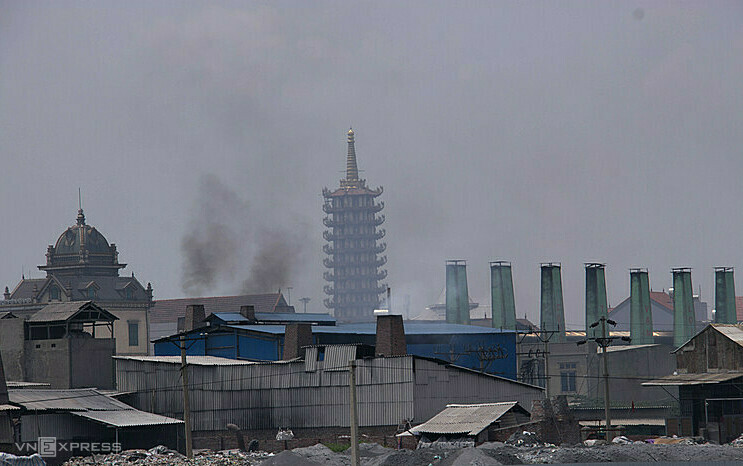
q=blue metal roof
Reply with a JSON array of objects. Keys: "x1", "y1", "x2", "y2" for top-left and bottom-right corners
[
  {"x1": 227, "y1": 325, "x2": 287, "y2": 334},
  {"x1": 209, "y1": 312, "x2": 335, "y2": 324},
  {"x1": 223, "y1": 322, "x2": 514, "y2": 336}
]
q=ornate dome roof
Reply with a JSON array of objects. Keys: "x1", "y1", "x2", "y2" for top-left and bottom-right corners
[
  {"x1": 53, "y1": 209, "x2": 111, "y2": 255},
  {"x1": 39, "y1": 209, "x2": 125, "y2": 277}
]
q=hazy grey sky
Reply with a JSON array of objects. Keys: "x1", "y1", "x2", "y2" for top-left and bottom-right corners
[{"x1": 1, "y1": 1, "x2": 742, "y2": 328}]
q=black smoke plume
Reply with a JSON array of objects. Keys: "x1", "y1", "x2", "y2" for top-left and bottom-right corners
[{"x1": 181, "y1": 174, "x2": 306, "y2": 296}]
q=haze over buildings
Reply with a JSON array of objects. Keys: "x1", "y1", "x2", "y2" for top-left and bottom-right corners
[{"x1": 1, "y1": 2, "x2": 742, "y2": 327}]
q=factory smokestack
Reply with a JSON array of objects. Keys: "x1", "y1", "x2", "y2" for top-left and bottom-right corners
[
  {"x1": 540, "y1": 263, "x2": 565, "y2": 342},
  {"x1": 630, "y1": 268, "x2": 654, "y2": 345},
  {"x1": 445, "y1": 260, "x2": 470, "y2": 325},
  {"x1": 585, "y1": 263, "x2": 608, "y2": 338},
  {"x1": 672, "y1": 268, "x2": 696, "y2": 348},
  {"x1": 490, "y1": 261, "x2": 516, "y2": 330},
  {"x1": 714, "y1": 267, "x2": 736, "y2": 324}
]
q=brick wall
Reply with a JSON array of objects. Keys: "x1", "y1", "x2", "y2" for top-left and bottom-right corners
[
  {"x1": 375, "y1": 315, "x2": 406, "y2": 356},
  {"x1": 284, "y1": 324, "x2": 312, "y2": 360}
]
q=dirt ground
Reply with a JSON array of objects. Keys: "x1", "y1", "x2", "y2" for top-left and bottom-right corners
[{"x1": 62, "y1": 439, "x2": 743, "y2": 465}]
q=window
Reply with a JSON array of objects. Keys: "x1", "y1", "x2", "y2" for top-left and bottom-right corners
[
  {"x1": 49, "y1": 286, "x2": 60, "y2": 301},
  {"x1": 559, "y1": 362, "x2": 577, "y2": 392},
  {"x1": 87, "y1": 288, "x2": 96, "y2": 299},
  {"x1": 128, "y1": 321, "x2": 139, "y2": 347},
  {"x1": 125, "y1": 287, "x2": 134, "y2": 300}
]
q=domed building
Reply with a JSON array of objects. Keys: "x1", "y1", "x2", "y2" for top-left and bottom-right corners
[{"x1": 1, "y1": 208, "x2": 152, "y2": 356}]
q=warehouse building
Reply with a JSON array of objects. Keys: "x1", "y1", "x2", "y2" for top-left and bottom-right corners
[
  {"x1": 154, "y1": 315, "x2": 518, "y2": 379},
  {"x1": 116, "y1": 340, "x2": 541, "y2": 448}
]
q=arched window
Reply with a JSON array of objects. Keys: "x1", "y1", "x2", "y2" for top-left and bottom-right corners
[{"x1": 50, "y1": 286, "x2": 60, "y2": 301}]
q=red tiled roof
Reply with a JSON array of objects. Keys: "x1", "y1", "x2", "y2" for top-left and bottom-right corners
[
  {"x1": 149, "y1": 293, "x2": 289, "y2": 324},
  {"x1": 649, "y1": 291, "x2": 673, "y2": 310},
  {"x1": 608, "y1": 291, "x2": 673, "y2": 315}
]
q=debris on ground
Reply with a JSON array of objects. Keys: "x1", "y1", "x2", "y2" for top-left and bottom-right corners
[
  {"x1": 611, "y1": 435, "x2": 632, "y2": 444},
  {"x1": 63, "y1": 445, "x2": 273, "y2": 465},
  {"x1": 0, "y1": 452, "x2": 46, "y2": 466},
  {"x1": 505, "y1": 431, "x2": 543, "y2": 447},
  {"x1": 62, "y1": 438, "x2": 743, "y2": 465}
]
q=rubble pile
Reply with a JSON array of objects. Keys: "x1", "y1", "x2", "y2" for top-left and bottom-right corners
[
  {"x1": 62, "y1": 439, "x2": 743, "y2": 465},
  {"x1": 729, "y1": 434, "x2": 743, "y2": 447},
  {"x1": 505, "y1": 431, "x2": 547, "y2": 448},
  {"x1": 63, "y1": 445, "x2": 274, "y2": 465}
]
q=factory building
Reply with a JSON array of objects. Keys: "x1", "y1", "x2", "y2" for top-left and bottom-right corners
[
  {"x1": 147, "y1": 293, "x2": 296, "y2": 352},
  {"x1": 322, "y1": 129, "x2": 387, "y2": 323},
  {"x1": 115, "y1": 345, "x2": 542, "y2": 449},
  {"x1": 153, "y1": 312, "x2": 518, "y2": 379}
]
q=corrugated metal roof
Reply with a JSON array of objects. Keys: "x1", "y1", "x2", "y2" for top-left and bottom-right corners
[
  {"x1": 28, "y1": 301, "x2": 116, "y2": 323},
  {"x1": 642, "y1": 372, "x2": 743, "y2": 386},
  {"x1": 72, "y1": 410, "x2": 184, "y2": 427},
  {"x1": 317, "y1": 322, "x2": 515, "y2": 335},
  {"x1": 409, "y1": 402, "x2": 521, "y2": 435},
  {"x1": 8, "y1": 388, "x2": 133, "y2": 411},
  {"x1": 0, "y1": 404, "x2": 20, "y2": 411},
  {"x1": 114, "y1": 355, "x2": 257, "y2": 366},
  {"x1": 6, "y1": 381, "x2": 51, "y2": 389},
  {"x1": 712, "y1": 324, "x2": 743, "y2": 346},
  {"x1": 605, "y1": 344, "x2": 660, "y2": 353},
  {"x1": 579, "y1": 418, "x2": 666, "y2": 426}
]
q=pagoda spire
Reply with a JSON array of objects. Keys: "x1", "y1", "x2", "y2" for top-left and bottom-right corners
[{"x1": 345, "y1": 127, "x2": 359, "y2": 184}]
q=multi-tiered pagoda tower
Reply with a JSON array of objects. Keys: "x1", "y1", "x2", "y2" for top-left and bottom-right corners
[{"x1": 322, "y1": 128, "x2": 387, "y2": 322}]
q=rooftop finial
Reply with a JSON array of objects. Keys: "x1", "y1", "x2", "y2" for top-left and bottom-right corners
[
  {"x1": 345, "y1": 127, "x2": 359, "y2": 184},
  {"x1": 77, "y1": 188, "x2": 85, "y2": 225}
]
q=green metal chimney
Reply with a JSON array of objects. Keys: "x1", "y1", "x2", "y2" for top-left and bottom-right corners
[
  {"x1": 630, "y1": 268, "x2": 654, "y2": 345},
  {"x1": 672, "y1": 268, "x2": 696, "y2": 348},
  {"x1": 585, "y1": 263, "x2": 608, "y2": 338},
  {"x1": 540, "y1": 263, "x2": 566, "y2": 342},
  {"x1": 456, "y1": 263, "x2": 470, "y2": 325},
  {"x1": 491, "y1": 261, "x2": 516, "y2": 330},
  {"x1": 446, "y1": 260, "x2": 470, "y2": 325},
  {"x1": 714, "y1": 267, "x2": 736, "y2": 324}
]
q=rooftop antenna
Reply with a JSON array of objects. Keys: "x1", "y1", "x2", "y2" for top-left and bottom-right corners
[{"x1": 78, "y1": 187, "x2": 82, "y2": 210}]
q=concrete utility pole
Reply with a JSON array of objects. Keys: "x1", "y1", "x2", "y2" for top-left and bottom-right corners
[
  {"x1": 578, "y1": 316, "x2": 629, "y2": 442},
  {"x1": 599, "y1": 317, "x2": 611, "y2": 442},
  {"x1": 180, "y1": 334, "x2": 193, "y2": 459},
  {"x1": 349, "y1": 360, "x2": 360, "y2": 466}
]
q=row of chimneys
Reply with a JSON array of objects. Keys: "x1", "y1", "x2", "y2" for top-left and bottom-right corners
[
  {"x1": 182, "y1": 304, "x2": 407, "y2": 360},
  {"x1": 446, "y1": 261, "x2": 737, "y2": 347}
]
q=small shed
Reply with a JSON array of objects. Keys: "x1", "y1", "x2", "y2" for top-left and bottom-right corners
[
  {"x1": 409, "y1": 401, "x2": 530, "y2": 445},
  {"x1": 9, "y1": 388, "x2": 184, "y2": 457}
]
